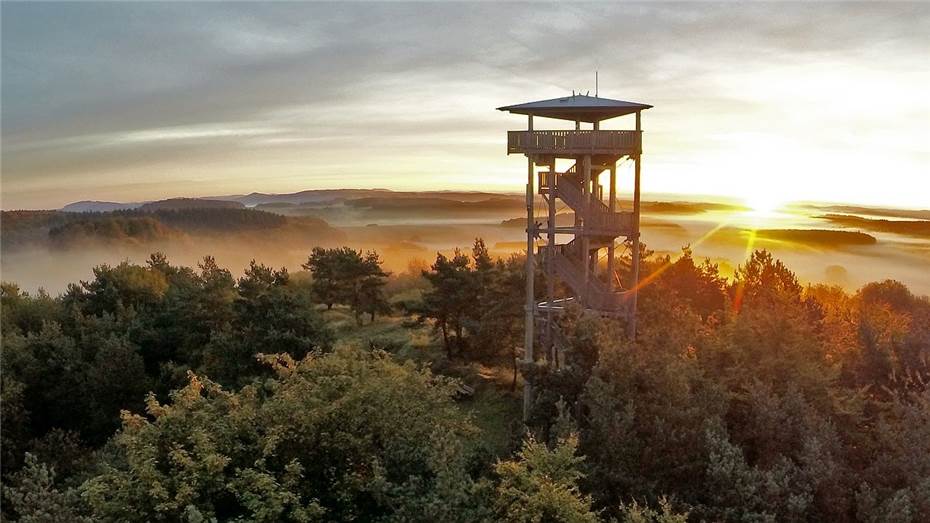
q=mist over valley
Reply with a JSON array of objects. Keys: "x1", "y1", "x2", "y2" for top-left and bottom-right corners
[{"x1": 4, "y1": 189, "x2": 927, "y2": 296}]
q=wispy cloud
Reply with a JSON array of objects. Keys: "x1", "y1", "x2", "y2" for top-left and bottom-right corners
[{"x1": 2, "y1": 2, "x2": 928, "y2": 209}]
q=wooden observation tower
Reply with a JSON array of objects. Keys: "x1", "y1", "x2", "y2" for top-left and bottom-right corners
[{"x1": 498, "y1": 93, "x2": 652, "y2": 418}]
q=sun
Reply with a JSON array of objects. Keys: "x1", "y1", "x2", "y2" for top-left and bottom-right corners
[{"x1": 744, "y1": 192, "x2": 785, "y2": 217}]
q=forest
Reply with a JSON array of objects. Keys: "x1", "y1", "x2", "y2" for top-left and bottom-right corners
[
  {"x1": 1, "y1": 207, "x2": 337, "y2": 251},
  {"x1": 1, "y1": 241, "x2": 928, "y2": 522}
]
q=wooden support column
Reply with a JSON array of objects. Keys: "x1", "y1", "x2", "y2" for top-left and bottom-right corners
[
  {"x1": 547, "y1": 158, "x2": 556, "y2": 366},
  {"x1": 523, "y1": 117, "x2": 535, "y2": 422},
  {"x1": 607, "y1": 162, "x2": 616, "y2": 290},
  {"x1": 582, "y1": 154, "x2": 591, "y2": 295},
  {"x1": 593, "y1": 119, "x2": 604, "y2": 285},
  {"x1": 629, "y1": 111, "x2": 642, "y2": 337}
]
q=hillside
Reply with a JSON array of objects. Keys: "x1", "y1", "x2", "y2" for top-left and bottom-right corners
[
  {"x1": 1, "y1": 207, "x2": 344, "y2": 252},
  {"x1": 137, "y1": 198, "x2": 245, "y2": 211},
  {"x1": 817, "y1": 214, "x2": 930, "y2": 239},
  {"x1": 810, "y1": 204, "x2": 930, "y2": 221},
  {"x1": 60, "y1": 200, "x2": 142, "y2": 213}
]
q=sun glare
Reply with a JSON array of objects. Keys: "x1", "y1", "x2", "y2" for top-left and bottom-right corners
[{"x1": 744, "y1": 192, "x2": 785, "y2": 217}]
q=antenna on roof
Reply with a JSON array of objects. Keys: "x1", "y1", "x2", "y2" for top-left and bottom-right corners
[
  {"x1": 595, "y1": 71, "x2": 598, "y2": 97},
  {"x1": 572, "y1": 90, "x2": 575, "y2": 96},
  {"x1": 585, "y1": 90, "x2": 589, "y2": 96}
]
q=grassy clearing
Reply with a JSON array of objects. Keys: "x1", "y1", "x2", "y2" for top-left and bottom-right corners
[{"x1": 461, "y1": 377, "x2": 523, "y2": 458}]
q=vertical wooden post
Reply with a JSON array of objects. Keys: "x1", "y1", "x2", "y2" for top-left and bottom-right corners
[
  {"x1": 582, "y1": 154, "x2": 591, "y2": 295},
  {"x1": 629, "y1": 111, "x2": 642, "y2": 337},
  {"x1": 523, "y1": 117, "x2": 535, "y2": 422},
  {"x1": 547, "y1": 158, "x2": 556, "y2": 366},
  {"x1": 607, "y1": 162, "x2": 616, "y2": 290}
]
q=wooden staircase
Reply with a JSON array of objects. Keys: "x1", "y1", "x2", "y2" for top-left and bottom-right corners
[
  {"x1": 538, "y1": 165, "x2": 633, "y2": 238},
  {"x1": 539, "y1": 239, "x2": 629, "y2": 312},
  {"x1": 536, "y1": 161, "x2": 632, "y2": 314}
]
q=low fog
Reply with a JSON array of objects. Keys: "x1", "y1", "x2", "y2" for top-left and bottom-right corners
[{"x1": 2, "y1": 195, "x2": 928, "y2": 297}]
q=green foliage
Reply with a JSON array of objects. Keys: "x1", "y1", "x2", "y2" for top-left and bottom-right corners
[
  {"x1": 617, "y1": 497, "x2": 688, "y2": 523},
  {"x1": 415, "y1": 247, "x2": 475, "y2": 358},
  {"x1": 642, "y1": 247, "x2": 727, "y2": 320},
  {"x1": 855, "y1": 388, "x2": 930, "y2": 522},
  {"x1": 82, "y1": 348, "x2": 486, "y2": 522},
  {"x1": 581, "y1": 333, "x2": 726, "y2": 514},
  {"x1": 1, "y1": 376, "x2": 30, "y2": 474},
  {"x1": 569, "y1": 249, "x2": 928, "y2": 521},
  {"x1": 853, "y1": 280, "x2": 930, "y2": 394},
  {"x1": 716, "y1": 250, "x2": 835, "y2": 407},
  {"x1": 1, "y1": 321, "x2": 148, "y2": 445},
  {"x1": 2, "y1": 453, "x2": 92, "y2": 522},
  {"x1": 303, "y1": 246, "x2": 344, "y2": 308},
  {"x1": 213, "y1": 261, "x2": 333, "y2": 382},
  {"x1": 525, "y1": 308, "x2": 611, "y2": 435},
  {"x1": 49, "y1": 215, "x2": 179, "y2": 248},
  {"x1": 702, "y1": 420, "x2": 815, "y2": 521},
  {"x1": 494, "y1": 434, "x2": 598, "y2": 523},
  {"x1": 357, "y1": 250, "x2": 392, "y2": 323},
  {"x1": 470, "y1": 248, "x2": 527, "y2": 389},
  {"x1": 77, "y1": 260, "x2": 170, "y2": 316},
  {"x1": 303, "y1": 246, "x2": 391, "y2": 324},
  {"x1": 3, "y1": 245, "x2": 930, "y2": 522},
  {"x1": 412, "y1": 238, "x2": 528, "y2": 372},
  {"x1": 1, "y1": 283, "x2": 64, "y2": 335},
  {"x1": 1, "y1": 253, "x2": 333, "y2": 478}
]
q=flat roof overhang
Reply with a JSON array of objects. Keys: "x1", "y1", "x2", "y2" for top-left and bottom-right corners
[{"x1": 497, "y1": 95, "x2": 652, "y2": 123}]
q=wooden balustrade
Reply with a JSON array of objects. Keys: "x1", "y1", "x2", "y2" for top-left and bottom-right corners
[
  {"x1": 508, "y1": 130, "x2": 641, "y2": 155},
  {"x1": 537, "y1": 171, "x2": 633, "y2": 236}
]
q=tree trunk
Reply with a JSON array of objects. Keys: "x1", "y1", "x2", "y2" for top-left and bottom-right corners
[
  {"x1": 455, "y1": 323, "x2": 464, "y2": 358},
  {"x1": 441, "y1": 323, "x2": 451, "y2": 359},
  {"x1": 511, "y1": 350, "x2": 518, "y2": 392}
]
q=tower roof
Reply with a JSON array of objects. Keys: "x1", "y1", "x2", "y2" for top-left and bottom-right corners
[{"x1": 497, "y1": 94, "x2": 651, "y2": 123}]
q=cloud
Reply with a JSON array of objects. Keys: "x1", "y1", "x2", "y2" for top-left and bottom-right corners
[{"x1": 2, "y1": 2, "x2": 928, "y2": 209}]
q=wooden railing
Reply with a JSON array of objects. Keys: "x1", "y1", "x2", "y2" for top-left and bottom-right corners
[
  {"x1": 508, "y1": 130, "x2": 641, "y2": 154},
  {"x1": 539, "y1": 242, "x2": 630, "y2": 312},
  {"x1": 538, "y1": 171, "x2": 633, "y2": 236}
]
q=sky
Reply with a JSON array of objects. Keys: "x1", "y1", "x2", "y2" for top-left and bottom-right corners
[{"x1": 2, "y1": 2, "x2": 928, "y2": 210}]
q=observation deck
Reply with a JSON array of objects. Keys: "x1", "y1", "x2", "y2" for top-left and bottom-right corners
[{"x1": 507, "y1": 130, "x2": 641, "y2": 156}]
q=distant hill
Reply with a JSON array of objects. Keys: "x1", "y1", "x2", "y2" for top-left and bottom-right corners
[
  {"x1": 138, "y1": 198, "x2": 244, "y2": 211},
  {"x1": 205, "y1": 189, "x2": 520, "y2": 207},
  {"x1": 60, "y1": 190, "x2": 532, "y2": 213},
  {"x1": 61, "y1": 200, "x2": 142, "y2": 213},
  {"x1": 754, "y1": 229, "x2": 877, "y2": 246},
  {"x1": 49, "y1": 215, "x2": 181, "y2": 248},
  {"x1": 810, "y1": 204, "x2": 930, "y2": 221},
  {"x1": 640, "y1": 201, "x2": 749, "y2": 214},
  {"x1": 254, "y1": 202, "x2": 298, "y2": 209},
  {"x1": 61, "y1": 197, "x2": 245, "y2": 213},
  {"x1": 345, "y1": 196, "x2": 524, "y2": 212},
  {"x1": 224, "y1": 189, "x2": 395, "y2": 207},
  {"x1": 817, "y1": 214, "x2": 930, "y2": 239},
  {"x1": 1, "y1": 207, "x2": 345, "y2": 252}
]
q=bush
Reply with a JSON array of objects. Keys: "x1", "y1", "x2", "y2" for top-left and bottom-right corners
[{"x1": 81, "y1": 347, "x2": 487, "y2": 522}]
